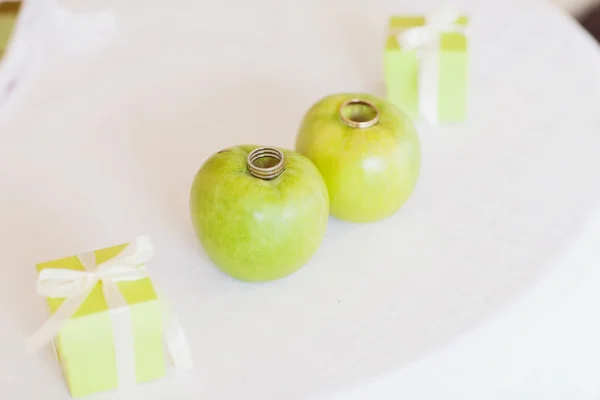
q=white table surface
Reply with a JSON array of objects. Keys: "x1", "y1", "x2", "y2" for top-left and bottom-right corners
[{"x1": 1, "y1": 0, "x2": 600, "y2": 398}]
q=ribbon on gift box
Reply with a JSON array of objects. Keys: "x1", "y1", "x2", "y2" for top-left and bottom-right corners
[
  {"x1": 395, "y1": 7, "x2": 467, "y2": 123},
  {"x1": 26, "y1": 236, "x2": 193, "y2": 387}
]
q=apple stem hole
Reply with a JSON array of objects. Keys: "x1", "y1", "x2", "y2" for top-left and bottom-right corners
[
  {"x1": 247, "y1": 147, "x2": 285, "y2": 180},
  {"x1": 339, "y1": 99, "x2": 380, "y2": 129}
]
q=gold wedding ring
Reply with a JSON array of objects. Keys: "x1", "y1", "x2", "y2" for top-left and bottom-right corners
[
  {"x1": 339, "y1": 98, "x2": 380, "y2": 129},
  {"x1": 247, "y1": 147, "x2": 285, "y2": 180}
]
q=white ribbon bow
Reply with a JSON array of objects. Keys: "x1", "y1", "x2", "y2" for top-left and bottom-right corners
[
  {"x1": 396, "y1": 7, "x2": 466, "y2": 123},
  {"x1": 27, "y1": 236, "x2": 193, "y2": 387}
]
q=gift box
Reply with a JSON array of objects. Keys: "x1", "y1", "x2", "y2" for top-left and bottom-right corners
[
  {"x1": 27, "y1": 236, "x2": 193, "y2": 398},
  {"x1": 384, "y1": 9, "x2": 468, "y2": 123},
  {"x1": 0, "y1": 1, "x2": 20, "y2": 59}
]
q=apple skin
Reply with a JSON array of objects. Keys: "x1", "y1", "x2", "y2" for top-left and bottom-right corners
[
  {"x1": 295, "y1": 93, "x2": 421, "y2": 223},
  {"x1": 189, "y1": 145, "x2": 329, "y2": 282}
]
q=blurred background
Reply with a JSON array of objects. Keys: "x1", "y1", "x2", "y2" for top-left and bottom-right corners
[{"x1": 556, "y1": 0, "x2": 600, "y2": 38}]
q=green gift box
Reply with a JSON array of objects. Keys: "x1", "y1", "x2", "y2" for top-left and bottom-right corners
[
  {"x1": 384, "y1": 11, "x2": 469, "y2": 123},
  {"x1": 27, "y1": 236, "x2": 193, "y2": 398}
]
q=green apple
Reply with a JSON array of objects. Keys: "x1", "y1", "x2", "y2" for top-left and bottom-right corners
[
  {"x1": 189, "y1": 145, "x2": 329, "y2": 282},
  {"x1": 295, "y1": 93, "x2": 421, "y2": 223}
]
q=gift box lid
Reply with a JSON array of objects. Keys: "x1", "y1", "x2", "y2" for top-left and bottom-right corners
[
  {"x1": 386, "y1": 15, "x2": 468, "y2": 52},
  {"x1": 36, "y1": 242, "x2": 159, "y2": 319}
]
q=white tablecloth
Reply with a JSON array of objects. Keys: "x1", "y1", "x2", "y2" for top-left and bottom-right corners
[{"x1": 1, "y1": 0, "x2": 600, "y2": 398}]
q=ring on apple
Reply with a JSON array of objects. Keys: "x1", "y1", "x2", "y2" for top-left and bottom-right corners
[
  {"x1": 189, "y1": 145, "x2": 329, "y2": 282},
  {"x1": 295, "y1": 93, "x2": 421, "y2": 223}
]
